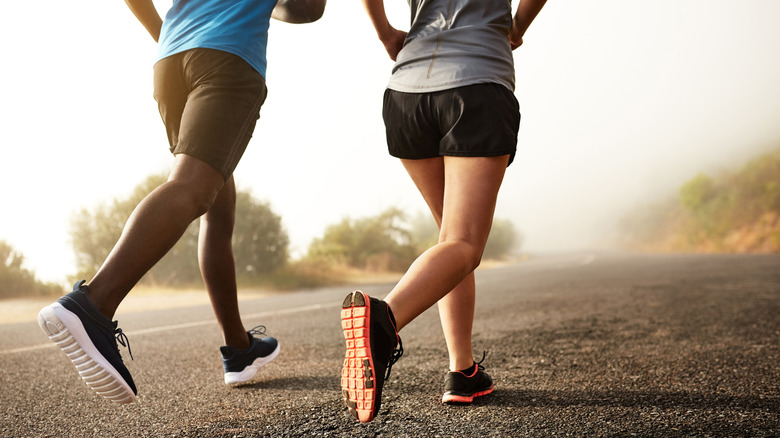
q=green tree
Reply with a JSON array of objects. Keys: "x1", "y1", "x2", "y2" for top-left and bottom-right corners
[
  {"x1": 233, "y1": 190, "x2": 289, "y2": 281},
  {"x1": 679, "y1": 173, "x2": 715, "y2": 212},
  {"x1": 483, "y1": 219, "x2": 522, "y2": 260},
  {"x1": 307, "y1": 208, "x2": 522, "y2": 272},
  {"x1": 70, "y1": 174, "x2": 167, "y2": 279},
  {"x1": 307, "y1": 207, "x2": 417, "y2": 272},
  {"x1": 620, "y1": 145, "x2": 780, "y2": 252},
  {"x1": 407, "y1": 212, "x2": 521, "y2": 260},
  {"x1": 0, "y1": 240, "x2": 59, "y2": 298},
  {"x1": 679, "y1": 172, "x2": 738, "y2": 242},
  {"x1": 69, "y1": 173, "x2": 289, "y2": 286},
  {"x1": 408, "y1": 210, "x2": 439, "y2": 251}
]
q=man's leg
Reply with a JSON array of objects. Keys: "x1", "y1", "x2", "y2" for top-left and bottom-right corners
[
  {"x1": 200, "y1": 175, "x2": 280, "y2": 385},
  {"x1": 87, "y1": 154, "x2": 225, "y2": 318},
  {"x1": 37, "y1": 153, "x2": 225, "y2": 403},
  {"x1": 197, "y1": 176, "x2": 249, "y2": 349}
]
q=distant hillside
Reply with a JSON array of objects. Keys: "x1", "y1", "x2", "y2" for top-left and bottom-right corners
[{"x1": 620, "y1": 147, "x2": 780, "y2": 253}]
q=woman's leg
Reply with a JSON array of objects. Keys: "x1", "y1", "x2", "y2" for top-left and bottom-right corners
[{"x1": 385, "y1": 154, "x2": 509, "y2": 370}]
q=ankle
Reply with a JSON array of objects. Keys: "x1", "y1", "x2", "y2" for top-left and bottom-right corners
[
  {"x1": 450, "y1": 360, "x2": 476, "y2": 373},
  {"x1": 85, "y1": 291, "x2": 115, "y2": 320},
  {"x1": 225, "y1": 332, "x2": 250, "y2": 350}
]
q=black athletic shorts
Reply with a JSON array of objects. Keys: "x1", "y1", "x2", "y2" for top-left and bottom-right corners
[
  {"x1": 382, "y1": 83, "x2": 520, "y2": 166},
  {"x1": 153, "y1": 48, "x2": 268, "y2": 180}
]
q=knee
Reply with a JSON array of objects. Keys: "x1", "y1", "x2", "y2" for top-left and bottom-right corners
[
  {"x1": 448, "y1": 239, "x2": 484, "y2": 272},
  {"x1": 192, "y1": 194, "x2": 217, "y2": 218},
  {"x1": 467, "y1": 249, "x2": 484, "y2": 272},
  {"x1": 167, "y1": 180, "x2": 222, "y2": 218},
  {"x1": 194, "y1": 186, "x2": 223, "y2": 217}
]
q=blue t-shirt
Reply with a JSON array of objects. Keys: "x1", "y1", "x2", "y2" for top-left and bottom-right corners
[{"x1": 157, "y1": 0, "x2": 277, "y2": 78}]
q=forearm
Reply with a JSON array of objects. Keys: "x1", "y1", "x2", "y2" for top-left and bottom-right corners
[
  {"x1": 125, "y1": 0, "x2": 163, "y2": 42},
  {"x1": 512, "y1": 0, "x2": 547, "y2": 39},
  {"x1": 361, "y1": 0, "x2": 407, "y2": 60},
  {"x1": 361, "y1": 0, "x2": 395, "y2": 42}
]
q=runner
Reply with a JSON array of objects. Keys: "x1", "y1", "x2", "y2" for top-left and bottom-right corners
[
  {"x1": 341, "y1": 0, "x2": 547, "y2": 422},
  {"x1": 37, "y1": 0, "x2": 325, "y2": 403}
]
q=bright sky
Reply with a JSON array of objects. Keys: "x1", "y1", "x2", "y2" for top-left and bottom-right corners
[{"x1": 2, "y1": 1, "x2": 780, "y2": 287}]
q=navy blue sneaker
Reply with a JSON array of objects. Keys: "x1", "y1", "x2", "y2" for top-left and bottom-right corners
[
  {"x1": 221, "y1": 326, "x2": 280, "y2": 384},
  {"x1": 37, "y1": 280, "x2": 137, "y2": 404},
  {"x1": 340, "y1": 290, "x2": 403, "y2": 423}
]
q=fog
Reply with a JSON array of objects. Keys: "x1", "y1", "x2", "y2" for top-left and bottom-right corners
[{"x1": 2, "y1": 1, "x2": 779, "y2": 284}]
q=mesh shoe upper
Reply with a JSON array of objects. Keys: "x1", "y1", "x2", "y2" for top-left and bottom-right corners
[
  {"x1": 221, "y1": 326, "x2": 279, "y2": 374},
  {"x1": 58, "y1": 281, "x2": 137, "y2": 395},
  {"x1": 442, "y1": 354, "x2": 494, "y2": 403}
]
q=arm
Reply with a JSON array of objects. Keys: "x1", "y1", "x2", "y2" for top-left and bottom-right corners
[
  {"x1": 361, "y1": 0, "x2": 407, "y2": 61},
  {"x1": 509, "y1": 0, "x2": 547, "y2": 50},
  {"x1": 125, "y1": 0, "x2": 163, "y2": 42},
  {"x1": 272, "y1": 0, "x2": 326, "y2": 24}
]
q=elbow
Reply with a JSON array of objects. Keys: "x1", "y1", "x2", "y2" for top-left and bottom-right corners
[{"x1": 273, "y1": 0, "x2": 326, "y2": 24}]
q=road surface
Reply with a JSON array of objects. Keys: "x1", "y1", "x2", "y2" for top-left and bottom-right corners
[{"x1": 1, "y1": 253, "x2": 778, "y2": 437}]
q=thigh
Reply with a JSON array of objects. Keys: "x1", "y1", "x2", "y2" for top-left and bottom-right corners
[
  {"x1": 401, "y1": 157, "x2": 445, "y2": 226},
  {"x1": 439, "y1": 155, "x2": 510, "y2": 247},
  {"x1": 154, "y1": 53, "x2": 188, "y2": 154}
]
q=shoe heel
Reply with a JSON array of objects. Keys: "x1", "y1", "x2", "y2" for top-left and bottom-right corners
[{"x1": 38, "y1": 304, "x2": 64, "y2": 337}]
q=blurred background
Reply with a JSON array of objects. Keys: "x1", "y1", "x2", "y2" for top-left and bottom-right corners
[{"x1": 2, "y1": 0, "x2": 779, "y2": 296}]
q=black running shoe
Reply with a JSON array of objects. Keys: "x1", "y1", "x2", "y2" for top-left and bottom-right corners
[
  {"x1": 442, "y1": 353, "x2": 494, "y2": 404},
  {"x1": 340, "y1": 290, "x2": 403, "y2": 423},
  {"x1": 37, "y1": 280, "x2": 137, "y2": 404},
  {"x1": 221, "y1": 325, "x2": 280, "y2": 385}
]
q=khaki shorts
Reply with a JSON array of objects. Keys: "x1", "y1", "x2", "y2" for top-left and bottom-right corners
[{"x1": 153, "y1": 48, "x2": 268, "y2": 179}]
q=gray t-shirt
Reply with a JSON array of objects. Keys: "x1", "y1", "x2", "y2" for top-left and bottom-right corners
[{"x1": 388, "y1": 0, "x2": 515, "y2": 93}]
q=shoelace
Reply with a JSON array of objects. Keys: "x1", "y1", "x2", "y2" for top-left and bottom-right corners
[
  {"x1": 384, "y1": 336, "x2": 404, "y2": 380},
  {"x1": 248, "y1": 325, "x2": 267, "y2": 337},
  {"x1": 115, "y1": 327, "x2": 133, "y2": 361},
  {"x1": 474, "y1": 350, "x2": 488, "y2": 372}
]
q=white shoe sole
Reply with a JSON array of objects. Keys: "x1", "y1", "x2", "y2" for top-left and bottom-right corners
[
  {"x1": 38, "y1": 303, "x2": 136, "y2": 404},
  {"x1": 224, "y1": 343, "x2": 281, "y2": 385}
]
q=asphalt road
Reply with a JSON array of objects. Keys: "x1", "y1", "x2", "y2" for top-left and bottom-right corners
[{"x1": 1, "y1": 253, "x2": 778, "y2": 437}]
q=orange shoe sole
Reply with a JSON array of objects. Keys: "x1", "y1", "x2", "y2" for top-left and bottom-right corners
[
  {"x1": 442, "y1": 385, "x2": 494, "y2": 404},
  {"x1": 340, "y1": 291, "x2": 377, "y2": 422}
]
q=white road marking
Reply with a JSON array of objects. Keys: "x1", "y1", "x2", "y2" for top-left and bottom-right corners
[{"x1": 0, "y1": 302, "x2": 339, "y2": 355}]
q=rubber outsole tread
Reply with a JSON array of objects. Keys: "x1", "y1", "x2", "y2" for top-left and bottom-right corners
[
  {"x1": 340, "y1": 291, "x2": 376, "y2": 423},
  {"x1": 442, "y1": 386, "x2": 495, "y2": 404},
  {"x1": 38, "y1": 306, "x2": 135, "y2": 404}
]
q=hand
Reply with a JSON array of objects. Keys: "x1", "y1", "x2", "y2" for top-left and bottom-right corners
[
  {"x1": 381, "y1": 29, "x2": 407, "y2": 61},
  {"x1": 509, "y1": 0, "x2": 547, "y2": 51},
  {"x1": 508, "y1": 23, "x2": 524, "y2": 50}
]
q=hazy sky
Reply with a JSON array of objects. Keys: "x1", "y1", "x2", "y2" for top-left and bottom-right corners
[{"x1": 2, "y1": 1, "x2": 779, "y2": 286}]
